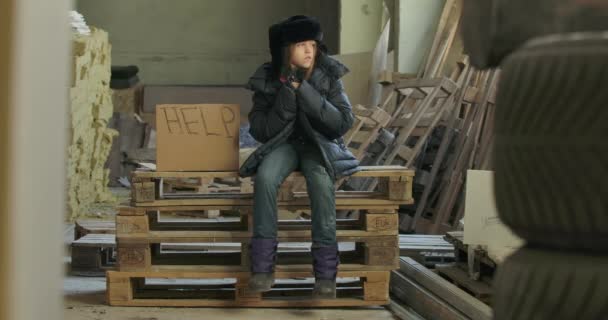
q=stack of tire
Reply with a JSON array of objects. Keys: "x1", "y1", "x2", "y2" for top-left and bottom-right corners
[{"x1": 462, "y1": 1, "x2": 608, "y2": 319}]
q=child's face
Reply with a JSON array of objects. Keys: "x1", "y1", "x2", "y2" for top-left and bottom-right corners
[{"x1": 289, "y1": 40, "x2": 317, "y2": 69}]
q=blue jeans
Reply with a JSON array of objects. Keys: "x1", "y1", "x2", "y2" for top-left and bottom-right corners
[{"x1": 252, "y1": 140, "x2": 337, "y2": 246}]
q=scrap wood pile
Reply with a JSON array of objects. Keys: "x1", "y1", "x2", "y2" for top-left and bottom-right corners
[{"x1": 339, "y1": 0, "x2": 500, "y2": 235}]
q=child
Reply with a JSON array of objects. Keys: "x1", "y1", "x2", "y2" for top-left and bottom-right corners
[{"x1": 239, "y1": 15, "x2": 360, "y2": 299}]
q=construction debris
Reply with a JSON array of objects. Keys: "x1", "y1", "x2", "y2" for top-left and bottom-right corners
[{"x1": 67, "y1": 27, "x2": 118, "y2": 220}]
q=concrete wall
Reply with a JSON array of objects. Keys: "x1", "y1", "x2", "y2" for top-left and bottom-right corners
[
  {"x1": 339, "y1": 0, "x2": 385, "y2": 54},
  {"x1": 339, "y1": 0, "x2": 446, "y2": 74},
  {"x1": 76, "y1": 0, "x2": 339, "y2": 85},
  {"x1": 395, "y1": 0, "x2": 445, "y2": 74}
]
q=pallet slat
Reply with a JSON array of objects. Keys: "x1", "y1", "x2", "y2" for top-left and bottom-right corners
[
  {"x1": 107, "y1": 270, "x2": 391, "y2": 307},
  {"x1": 131, "y1": 166, "x2": 414, "y2": 206}
]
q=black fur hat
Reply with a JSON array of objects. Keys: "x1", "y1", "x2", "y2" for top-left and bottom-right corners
[{"x1": 268, "y1": 15, "x2": 327, "y2": 77}]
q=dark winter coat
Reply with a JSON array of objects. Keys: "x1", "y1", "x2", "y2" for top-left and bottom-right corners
[{"x1": 239, "y1": 53, "x2": 360, "y2": 181}]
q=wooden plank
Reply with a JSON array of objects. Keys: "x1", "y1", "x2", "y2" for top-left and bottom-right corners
[
  {"x1": 74, "y1": 220, "x2": 115, "y2": 240},
  {"x1": 436, "y1": 265, "x2": 493, "y2": 302},
  {"x1": 427, "y1": 71, "x2": 499, "y2": 234},
  {"x1": 117, "y1": 231, "x2": 399, "y2": 243},
  {"x1": 407, "y1": 63, "x2": 473, "y2": 231},
  {"x1": 106, "y1": 269, "x2": 391, "y2": 307},
  {"x1": 364, "y1": 214, "x2": 399, "y2": 232},
  {"x1": 420, "y1": 0, "x2": 456, "y2": 78},
  {"x1": 390, "y1": 270, "x2": 467, "y2": 320},
  {"x1": 394, "y1": 78, "x2": 458, "y2": 93},
  {"x1": 72, "y1": 233, "x2": 116, "y2": 247},
  {"x1": 106, "y1": 275, "x2": 133, "y2": 303},
  {"x1": 115, "y1": 213, "x2": 398, "y2": 243},
  {"x1": 401, "y1": 96, "x2": 454, "y2": 168},
  {"x1": 133, "y1": 166, "x2": 414, "y2": 179},
  {"x1": 387, "y1": 299, "x2": 426, "y2": 320},
  {"x1": 146, "y1": 263, "x2": 395, "y2": 273},
  {"x1": 117, "y1": 244, "x2": 151, "y2": 271},
  {"x1": 432, "y1": 0, "x2": 463, "y2": 78},
  {"x1": 424, "y1": 0, "x2": 463, "y2": 78},
  {"x1": 383, "y1": 84, "x2": 445, "y2": 167},
  {"x1": 116, "y1": 215, "x2": 149, "y2": 235},
  {"x1": 108, "y1": 297, "x2": 388, "y2": 308},
  {"x1": 106, "y1": 269, "x2": 389, "y2": 283},
  {"x1": 132, "y1": 165, "x2": 414, "y2": 207},
  {"x1": 121, "y1": 204, "x2": 401, "y2": 215},
  {"x1": 133, "y1": 197, "x2": 412, "y2": 208},
  {"x1": 132, "y1": 181, "x2": 155, "y2": 203},
  {"x1": 364, "y1": 244, "x2": 399, "y2": 267},
  {"x1": 399, "y1": 258, "x2": 493, "y2": 320}
]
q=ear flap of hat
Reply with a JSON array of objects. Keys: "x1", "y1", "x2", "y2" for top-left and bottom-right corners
[{"x1": 268, "y1": 23, "x2": 283, "y2": 78}]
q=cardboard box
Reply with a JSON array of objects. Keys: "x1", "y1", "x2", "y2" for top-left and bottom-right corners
[{"x1": 156, "y1": 104, "x2": 240, "y2": 171}]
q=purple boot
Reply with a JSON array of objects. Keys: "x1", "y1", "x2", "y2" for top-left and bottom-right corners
[
  {"x1": 311, "y1": 243, "x2": 340, "y2": 299},
  {"x1": 248, "y1": 238, "x2": 278, "y2": 292}
]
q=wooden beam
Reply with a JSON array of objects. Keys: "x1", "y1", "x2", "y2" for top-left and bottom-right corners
[
  {"x1": 390, "y1": 270, "x2": 467, "y2": 320},
  {"x1": 399, "y1": 258, "x2": 493, "y2": 320},
  {"x1": 420, "y1": 0, "x2": 456, "y2": 77}
]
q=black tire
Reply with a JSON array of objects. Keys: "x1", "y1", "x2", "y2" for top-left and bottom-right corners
[
  {"x1": 494, "y1": 32, "x2": 608, "y2": 251},
  {"x1": 494, "y1": 247, "x2": 608, "y2": 320},
  {"x1": 462, "y1": 0, "x2": 608, "y2": 69}
]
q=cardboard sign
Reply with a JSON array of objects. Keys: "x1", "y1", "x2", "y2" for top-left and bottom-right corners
[{"x1": 156, "y1": 104, "x2": 240, "y2": 171}]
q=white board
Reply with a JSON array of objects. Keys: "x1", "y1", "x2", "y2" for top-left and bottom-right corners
[{"x1": 464, "y1": 170, "x2": 524, "y2": 264}]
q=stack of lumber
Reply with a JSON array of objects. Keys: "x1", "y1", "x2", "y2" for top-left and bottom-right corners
[{"x1": 67, "y1": 27, "x2": 118, "y2": 220}]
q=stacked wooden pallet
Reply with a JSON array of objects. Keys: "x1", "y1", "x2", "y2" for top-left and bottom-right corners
[{"x1": 106, "y1": 166, "x2": 414, "y2": 307}]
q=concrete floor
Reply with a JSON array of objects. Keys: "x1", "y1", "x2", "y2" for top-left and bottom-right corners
[{"x1": 64, "y1": 275, "x2": 400, "y2": 320}]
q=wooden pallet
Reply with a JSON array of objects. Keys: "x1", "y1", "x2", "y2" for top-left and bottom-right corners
[
  {"x1": 117, "y1": 206, "x2": 400, "y2": 238},
  {"x1": 71, "y1": 233, "x2": 375, "y2": 276},
  {"x1": 130, "y1": 166, "x2": 414, "y2": 207},
  {"x1": 71, "y1": 234, "x2": 117, "y2": 276},
  {"x1": 366, "y1": 77, "x2": 458, "y2": 171},
  {"x1": 412, "y1": 70, "x2": 499, "y2": 234},
  {"x1": 343, "y1": 105, "x2": 392, "y2": 160},
  {"x1": 344, "y1": 77, "x2": 458, "y2": 196},
  {"x1": 107, "y1": 269, "x2": 391, "y2": 307},
  {"x1": 115, "y1": 205, "x2": 400, "y2": 270},
  {"x1": 116, "y1": 236, "x2": 399, "y2": 272}
]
